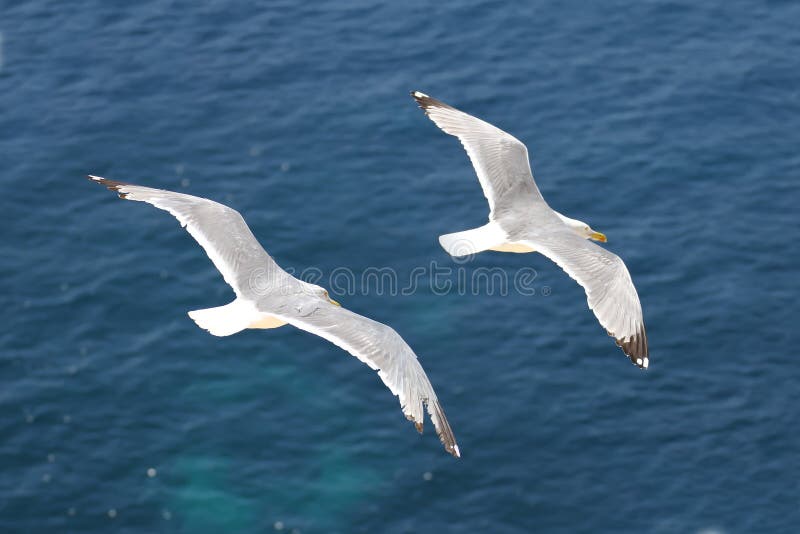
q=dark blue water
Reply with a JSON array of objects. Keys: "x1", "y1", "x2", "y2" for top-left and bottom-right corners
[{"x1": 2, "y1": 1, "x2": 799, "y2": 532}]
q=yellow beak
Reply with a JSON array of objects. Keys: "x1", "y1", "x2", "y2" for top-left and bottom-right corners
[
  {"x1": 590, "y1": 231, "x2": 607, "y2": 243},
  {"x1": 328, "y1": 297, "x2": 341, "y2": 307}
]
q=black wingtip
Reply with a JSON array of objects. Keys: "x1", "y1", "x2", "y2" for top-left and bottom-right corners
[
  {"x1": 612, "y1": 326, "x2": 649, "y2": 370},
  {"x1": 446, "y1": 440, "x2": 461, "y2": 459},
  {"x1": 87, "y1": 175, "x2": 130, "y2": 199},
  {"x1": 410, "y1": 91, "x2": 459, "y2": 119},
  {"x1": 410, "y1": 90, "x2": 435, "y2": 110},
  {"x1": 429, "y1": 400, "x2": 460, "y2": 459}
]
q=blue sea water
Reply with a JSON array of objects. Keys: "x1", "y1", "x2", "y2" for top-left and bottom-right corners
[{"x1": 2, "y1": 0, "x2": 799, "y2": 532}]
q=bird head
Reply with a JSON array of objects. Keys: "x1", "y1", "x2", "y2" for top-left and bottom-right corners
[
  {"x1": 302, "y1": 282, "x2": 341, "y2": 306},
  {"x1": 556, "y1": 213, "x2": 607, "y2": 243}
]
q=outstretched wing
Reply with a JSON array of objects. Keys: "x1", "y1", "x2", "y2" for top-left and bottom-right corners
[
  {"x1": 88, "y1": 175, "x2": 290, "y2": 298},
  {"x1": 525, "y1": 230, "x2": 649, "y2": 369},
  {"x1": 411, "y1": 91, "x2": 547, "y2": 219},
  {"x1": 270, "y1": 296, "x2": 460, "y2": 457}
]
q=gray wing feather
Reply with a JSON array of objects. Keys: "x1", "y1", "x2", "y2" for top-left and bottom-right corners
[
  {"x1": 525, "y1": 230, "x2": 649, "y2": 368},
  {"x1": 412, "y1": 92, "x2": 546, "y2": 219},
  {"x1": 268, "y1": 296, "x2": 460, "y2": 457},
  {"x1": 88, "y1": 175, "x2": 290, "y2": 298}
]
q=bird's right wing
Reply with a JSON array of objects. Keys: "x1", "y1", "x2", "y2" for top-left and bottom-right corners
[
  {"x1": 89, "y1": 175, "x2": 290, "y2": 299},
  {"x1": 412, "y1": 91, "x2": 547, "y2": 218},
  {"x1": 270, "y1": 297, "x2": 460, "y2": 458}
]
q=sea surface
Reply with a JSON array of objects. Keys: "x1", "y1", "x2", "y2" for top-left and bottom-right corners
[{"x1": 2, "y1": 1, "x2": 799, "y2": 532}]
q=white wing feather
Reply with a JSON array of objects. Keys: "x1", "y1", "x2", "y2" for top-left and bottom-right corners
[{"x1": 412, "y1": 91, "x2": 547, "y2": 219}]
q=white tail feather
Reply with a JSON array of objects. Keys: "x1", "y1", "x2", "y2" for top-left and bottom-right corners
[
  {"x1": 439, "y1": 222, "x2": 507, "y2": 256},
  {"x1": 188, "y1": 299, "x2": 259, "y2": 337}
]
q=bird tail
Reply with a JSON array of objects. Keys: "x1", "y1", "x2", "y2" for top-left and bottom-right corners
[
  {"x1": 439, "y1": 222, "x2": 507, "y2": 257},
  {"x1": 188, "y1": 299, "x2": 260, "y2": 337}
]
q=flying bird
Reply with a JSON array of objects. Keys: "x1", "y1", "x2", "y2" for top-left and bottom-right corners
[
  {"x1": 411, "y1": 92, "x2": 649, "y2": 369},
  {"x1": 88, "y1": 175, "x2": 459, "y2": 457}
]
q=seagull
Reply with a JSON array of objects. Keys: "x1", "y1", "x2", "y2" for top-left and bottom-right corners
[
  {"x1": 88, "y1": 175, "x2": 459, "y2": 457},
  {"x1": 411, "y1": 92, "x2": 649, "y2": 369}
]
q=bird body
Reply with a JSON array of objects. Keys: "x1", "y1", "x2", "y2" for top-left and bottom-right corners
[
  {"x1": 88, "y1": 175, "x2": 459, "y2": 457},
  {"x1": 412, "y1": 92, "x2": 649, "y2": 369}
]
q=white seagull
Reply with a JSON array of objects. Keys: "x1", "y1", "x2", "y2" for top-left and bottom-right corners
[
  {"x1": 88, "y1": 175, "x2": 459, "y2": 457},
  {"x1": 411, "y1": 92, "x2": 649, "y2": 369}
]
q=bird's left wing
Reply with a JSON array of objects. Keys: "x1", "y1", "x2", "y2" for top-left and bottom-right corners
[
  {"x1": 268, "y1": 296, "x2": 460, "y2": 457},
  {"x1": 524, "y1": 231, "x2": 649, "y2": 368}
]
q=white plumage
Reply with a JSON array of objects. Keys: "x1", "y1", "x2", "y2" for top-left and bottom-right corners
[
  {"x1": 89, "y1": 175, "x2": 459, "y2": 457},
  {"x1": 412, "y1": 92, "x2": 649, "y2": 369}
]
